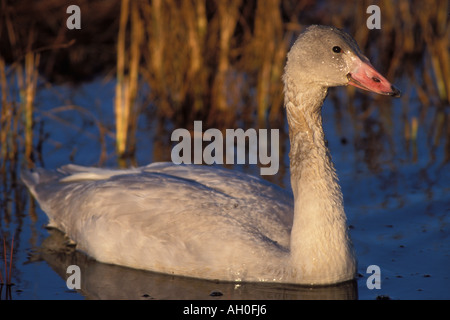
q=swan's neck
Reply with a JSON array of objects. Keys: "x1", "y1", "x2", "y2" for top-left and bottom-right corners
[{"x1": 284, "y1": 80, "x2": 355, "y2": 283}]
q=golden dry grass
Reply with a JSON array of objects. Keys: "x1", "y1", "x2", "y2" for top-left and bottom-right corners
[{"x1": 0, "y1": 0, "x2": 448, "y2": 166}]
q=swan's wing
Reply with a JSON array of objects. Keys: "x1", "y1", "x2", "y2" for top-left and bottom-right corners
[
  {"x1": 142, "y1": 162, "x2": 294, "y2": 225},
  {"x1": 143, "y1": 162, "x2": 291, "y2": 200},
  {"x1": 21, "y1": 163, "x2": 294, "y2": 256}
]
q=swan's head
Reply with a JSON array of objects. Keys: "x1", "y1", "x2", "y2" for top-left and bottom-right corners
[{"x1": 284, "y1": 25, "x2": 401, "y2": 97}]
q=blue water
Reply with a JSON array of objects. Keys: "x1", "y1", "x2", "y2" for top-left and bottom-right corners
[{"x1": 1, "y1": 76, "x2": 449, "y2": 300}]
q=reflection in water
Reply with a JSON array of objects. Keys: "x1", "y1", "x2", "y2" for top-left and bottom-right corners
[{"x1": 38, "y1": 229, "x2": 357, "y2": 300}]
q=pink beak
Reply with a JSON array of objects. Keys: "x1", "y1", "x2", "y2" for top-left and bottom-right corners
[{"x1": 347, "y1": 61, "x2": 401, "y2": 97}]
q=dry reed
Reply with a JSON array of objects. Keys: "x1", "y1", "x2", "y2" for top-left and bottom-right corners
[
  {"x1": 17, "y1": 52, "x2": 40, "y2": 168},
  {"x1": 114, "y1": 0, "x2": 143, "y2": 166},
  {"x1": 1, "y1": 235, "x2": 14, "y2": 286}
]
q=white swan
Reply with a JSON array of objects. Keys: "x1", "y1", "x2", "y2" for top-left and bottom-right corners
[{"x1": 22, "y1": 25, "x2": 400, "y2": 285}]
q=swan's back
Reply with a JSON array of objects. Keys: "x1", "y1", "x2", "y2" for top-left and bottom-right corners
[{"x1": 22, "y1": 163, "x2": 294, "y2": 282}]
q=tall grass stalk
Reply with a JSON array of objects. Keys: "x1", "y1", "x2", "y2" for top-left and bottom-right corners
[
  {"x1": 1, "y1": 235, "x2": 14, "y2": 286},
  {"x1": 0, "y1": 58, "x2": 11, "y2": 173},
  {"x1": 115, "y1": 0, "x2": 142, "y2": 166},
  {"x1": 0, "y1": 0, "x2": 448, "y2": 168},
  {"x1": 23, "y1": 52, "x2": 40, "y2": 167},
  {"x1": 114, "y1": 0, "x2": 129, "y2": 163}
]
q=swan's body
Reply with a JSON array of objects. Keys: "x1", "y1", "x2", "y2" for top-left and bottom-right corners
[{"x1": 22, "y1": 25, "x2": 400, "y2": 285}]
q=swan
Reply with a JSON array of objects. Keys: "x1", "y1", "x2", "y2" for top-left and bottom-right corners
[{"x1": 22, "y1": 25, "x2": 400, "y2": 285}]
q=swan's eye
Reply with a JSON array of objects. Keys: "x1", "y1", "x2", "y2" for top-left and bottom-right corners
[{"x1": 332, "y1": 46, "x2": 342, "y2": 53}]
